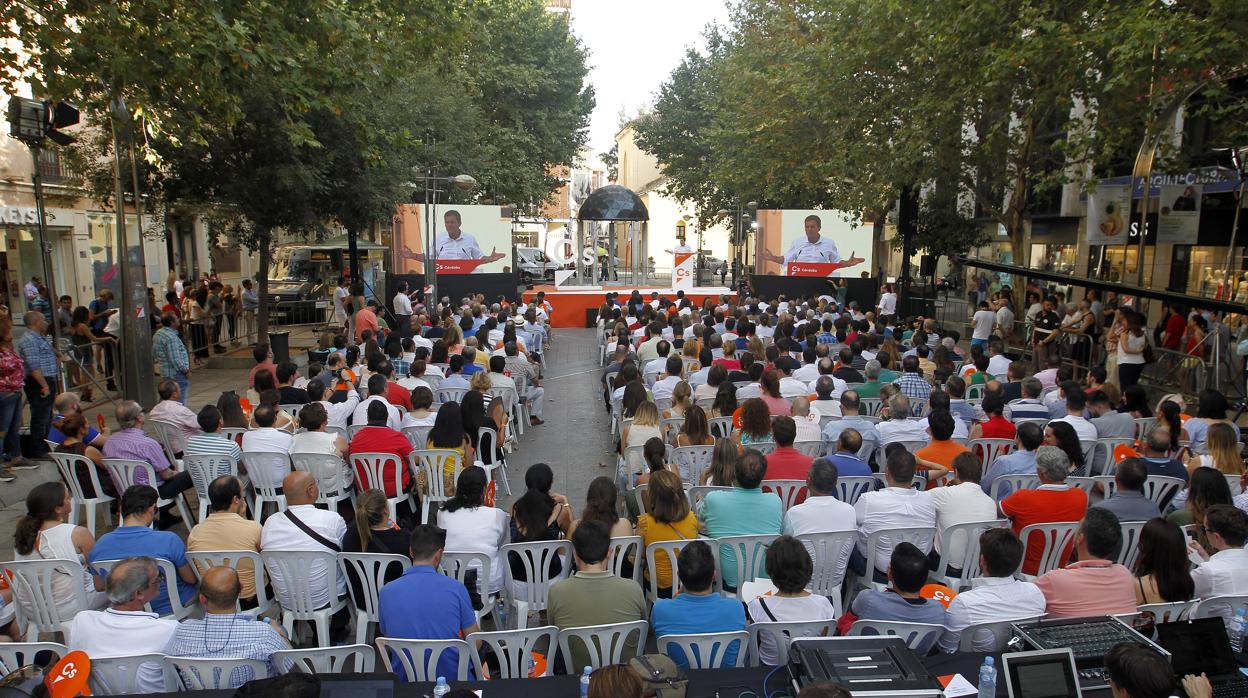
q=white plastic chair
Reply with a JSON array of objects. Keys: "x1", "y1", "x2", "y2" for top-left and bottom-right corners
[
  {"x1": 796, "y1": 530, "x2": 856, "y2": 616},
  {"x1": 477, "y1": 425, "x2": 512, "y2": 496},
  {"x1": 290, "y1": 452, "x2": 353, "y2": 510},
  {"x1": 164, "y1": 656, "x2": 270, "y2": 690},
  {"x1": 467, "y1": 626, "x2": 559, "y2": 679},
  {"x1": 967, "y1": 438, "x2": 1015, "y2": 473},
  {"x1": 87, "y1": 653, "x2": 173, "y2": 694},
  {"x1": 556, "y1": 620, "x2": 648, "y2": 670},
  {"x1": 746, "y1": 442, "x2": 776, "y2": 456},
  {"x1": 719, "y1": 534, "x2": 778, "y2": 600},
  {"x1": 1133, "y1": 417, "x2": 1156, "y2": 441},
  {"x1": 1116, "y1": 520, "x2": 1147, "y2": 569},
  {"x1": 930, "y1": 519, "x2": 1010, "y2": 591},
  {"x1": 1093, "y1": 437, "x2": 1136, "y2": 475},
  {"x1": 957, "y1": 616, "x2": 1044, "y2": 652},
  {"x1": 185, "y1": 550, "x2": 274, "y2": 616},
  {"x1": 671, "y1": 445, "x2": 715, "y2": 485},
  {"x1": 859, "y1": 398, "x2": 882, "y2": 417},
  {"x1": 609, "y1": 535, "x2": 643, "y2": 584},
  {"x1": 149, "y1": 419, "x2": 185, "y2": 469},
  {"x1": 347, "y1": 424, "x2": 368, "y2": 439},
  {"x1": 273, "y1": 644, "x2": 376, "y2": 674},
  {"x1": 402, "y1": 425, "x2": 433, "y2": 449},
  {"x1": 1115, "y1": 601, "x2": 1196, "y2": 640},
  {"x1": 1018, "y1": 521, "x2": 1081, "y2": 578},
  {"x1": 762, "y1": 479, "x2": 806, "y2": 512},
  {"x1": 644, "y1": 539, "x2": 722, "y2": 604},
  {"x1": 848, "y1": 620, "x2": 945, "y2": 654},
  {"x1": 3, "y1": 559, "x2": 87, "y2": 640},
  {"x1": 409, "y1": 449, "x2": 463, "y2": 523},
  {"x1": 102, "y1": 458, "x2": 194, "y2": 526},
  {"x1": 709, "y1": 417, "x2": 733, "y2": 439},
  {"x1": 439, "y1": 551, "x2": 496, "y2": 624},
  {"x1": 746, "y1": 620, "x2": 833, "y2": 666},
  {"x1": 375, "y1": 637, "x2": 471, "y2": 682},
  {"x1": 657, "y1": 631, "x2": 748, "y2": 669},
  {"x1": 183, "y1": 454, "x2": 242, "y2": 522},
  {"x1": 502, "y1": 540, "x2": 573, "y2": 622},
  {"x1": 263, "y1": 550, "x2": 349, "y2": 648},
  {"x1": 792, "y1": 440, "x2": 823, "y2": 457},
  {"x1": 0, "y1": 642, "x2": 67, "y2": 674},
  {"x1": 339, "y1": 552, "x2": 411, "y2": 644},
  {"x1": 834, "y1": 476, "x2": 875, "y2": 506},
  {"x1": 848, "y1": 526, "x2": 936, "y2": 601},
  {"x1": 1075, "y1": 440, "x2": 1099, "y2": 477},
  {"x1": 688, "y1": 486, "x2": 731, "y2": 512},
  {"x1": 661, "y1": 417, "x2": 685, "y2": 446},
  {"x1": 1191, "y1": 594, "x2": 1248, "y2": 621},
  {"x1": 437, "y1": 387, "x2": 468, "y2": 404},
  {"x1": 989, "y1": 473, "x2": 1041, "y2": 501},
  {"x1": 872, "y1": 472, "x2": 928, "y2": 491},
  {"x1": 1066, "y1": 477, "x2": 1096, "y2": 495},
  {"x1": 239, "y1": 451, "x2": 290, "y2": 520},
  {"x1": 350, "y1": 452, "x2": 414, "y2": 522},
  {"x1": 49, "y1": 451, "x2": 115, "y2": 535}
]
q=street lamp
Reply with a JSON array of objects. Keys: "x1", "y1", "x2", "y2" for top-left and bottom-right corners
[{"x1": 717, "y1": 200, "x2": 758, "y2": 287}]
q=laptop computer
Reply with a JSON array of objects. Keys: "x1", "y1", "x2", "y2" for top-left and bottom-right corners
[
  {"x1": 1156, "y1": 617, "x2": 1248, "y2": 697},
  {"x1": 1001, "y1": 648, "x2": 1083, "y2": 698}
]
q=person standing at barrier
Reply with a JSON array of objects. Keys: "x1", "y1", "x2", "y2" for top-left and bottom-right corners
[{"x1": 392, "y1": 280, "x2": 415, "y2": 340}]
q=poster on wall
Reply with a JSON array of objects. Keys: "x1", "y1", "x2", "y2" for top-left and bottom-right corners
[
  {"x1": 1086, "y1": 184, "x2": 1132, "y2": 246},
  {"x1": 1156, "y1": 184, "x2": 1202, "y2": 244},
  {"x1": 392, "y1": 204, "x2": 513, "y2": 274},
  {"x1": 754, "y1": 209, "x2": 873, "y2": 277}
]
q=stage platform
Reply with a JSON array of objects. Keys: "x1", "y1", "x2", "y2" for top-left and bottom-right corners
[{"x1": 522, "y1": 285, "x2": 734, "y2": 327}]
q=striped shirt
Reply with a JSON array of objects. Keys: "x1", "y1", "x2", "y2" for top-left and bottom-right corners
[
  {"x1": 895, "y1": 372, "x2": 932, "y2": 404},
  {"x1": 17, "y1": 330, "x2": 58, "y2": 380},
  {"x1": 152, "y1": 327, "x2": 189, "y2": 378},
  {"x1": 185, "y1": 433, "x2": 243, "y2": 465},
  {"x1": 164, "y1": 613, "x2": 289, "y2": 686}
]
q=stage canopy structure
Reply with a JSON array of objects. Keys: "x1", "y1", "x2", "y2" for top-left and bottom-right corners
[{"x1": 576, "y1": 184, "x2": 649, "y2": 286}]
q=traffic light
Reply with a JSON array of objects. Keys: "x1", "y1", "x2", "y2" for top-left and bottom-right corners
[{"x1": 7, "y1": 96, "x2": 78, "y2": 146}]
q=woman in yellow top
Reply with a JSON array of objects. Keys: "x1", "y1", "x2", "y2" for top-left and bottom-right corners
[
  {"x1": 423, "y1": 401, "x2": 474, "y2": 496},
  {"x1": 637, "y1": 470, "x2": 699, "y2": 597}
]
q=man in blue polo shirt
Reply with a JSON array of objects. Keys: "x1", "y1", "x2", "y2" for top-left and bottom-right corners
[
  {"x1": 650, "y1": 540, "x2": 745, "y2": 668},
  {"x1": 88, "y1": 485, "x2": 197, "y2": 615},
  {"x1": 378, "y1": 524, "x2": 479, "y2": 681}
]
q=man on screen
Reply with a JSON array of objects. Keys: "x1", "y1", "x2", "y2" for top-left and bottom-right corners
[
  {"x1": 402, "y1": 210, "x2": 506, "y2": 270},
  {"x1": 762, "y1": 214, "x2": 865, "y2": 273}
]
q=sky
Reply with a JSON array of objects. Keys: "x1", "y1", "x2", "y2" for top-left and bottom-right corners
[{"x1": 570, "y1": 0, "x2": 731, "y2": 155}]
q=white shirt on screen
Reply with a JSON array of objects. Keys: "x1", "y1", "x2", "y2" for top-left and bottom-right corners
[
  {"x1": 435, "y1": 232, "x2": 485, "y2": 259},
  {"x1": 783, "y1": 235, "x2": 841, "y2": 265}
]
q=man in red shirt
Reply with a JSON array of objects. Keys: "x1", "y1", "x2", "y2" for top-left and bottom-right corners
[
  {"x1": 348, "y1": 400, "x2": 413, "y2": 497},
  {"x1": 1001, "y1": 445, "x2": 1088, "y2": 576},
  {"x1": 375, "y1": 359, "x2": 412, "y2": 411},
  {"x1": 763, "y1": 417, "x2": 814, "y2": 504},
  {"x1": 1160, "y1": 303, "x2": 1186, "y2": 350}
]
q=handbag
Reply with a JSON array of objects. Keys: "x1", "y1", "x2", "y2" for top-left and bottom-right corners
[{"x1": 628, "y1": 654, "x2": 687, "y2": 698}]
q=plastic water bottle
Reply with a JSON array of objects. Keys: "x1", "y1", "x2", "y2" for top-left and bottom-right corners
[
  {"x1": 432, "y1": 677, "x2": 450, "y2": 697},
  {"x1": 1230, "y1": 608, "x2": 1247, "y2": 654},
  {"x1": 977, "y1": 656, "x2": 996, "y2": 698},
  {"x1": 580, "y1": 666, "x2": 592, "y2": 696},
  {"x1": 495, "y1": 598, "x2": 508, "y2": 629}
]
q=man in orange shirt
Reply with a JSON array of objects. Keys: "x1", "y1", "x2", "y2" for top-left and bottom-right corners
[
  {"x1": 1000, "y1": 445, "x2": 1089, "y2": 576},
  {"x1": 914, "y1": 410, "x2": 963, "y2": 487},
  {"x1": 355, "y1": 300, "x2": 380, "y2": 344}
]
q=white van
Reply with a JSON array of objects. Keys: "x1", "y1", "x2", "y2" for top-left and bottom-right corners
[{"x1": 515, "y1": 246, "x2": 565, "y2": 284}]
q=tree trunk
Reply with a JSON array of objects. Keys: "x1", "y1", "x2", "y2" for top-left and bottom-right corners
[
  {"x1": 347, "y1": 225, "x2": 360, "y2": 282},
  {"x1": 256, "y1": 227, "x2": 272, "y2": 343}
]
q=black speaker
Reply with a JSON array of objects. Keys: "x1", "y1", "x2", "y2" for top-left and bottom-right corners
[{"x1": 920, "y1": 255, "x2": 937, "y2": 277}]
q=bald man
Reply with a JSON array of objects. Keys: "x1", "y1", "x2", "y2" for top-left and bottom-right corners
[
  {"x1": 164, "y1": 567, "x2": 290, "y2": 685},
  {"x1": 260, "y1": 471, "x2": 347, "y2": 616},
  {"x1": 791, "y1": 397, "x2": 823, "y2": 443}
]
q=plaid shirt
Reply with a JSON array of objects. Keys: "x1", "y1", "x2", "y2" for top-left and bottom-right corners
[
  {"x1": 896, "y1": 372, "x2": 933, "y2": 404},
  {"x1": 391, "y1": 357, "x2": 411, "y2": 376},
  {"x1": 165, "y1": 613, "x2": 289, "y2": 686},
  {"x1": 152, "y1": 326, "x2": 189, "y2": 377},
  {"x1": 816, "y1": 331, "x2": 836, "y2": 346},
  {"x1": 17, "y1": 330, "x2": 58, "y2": 381}
]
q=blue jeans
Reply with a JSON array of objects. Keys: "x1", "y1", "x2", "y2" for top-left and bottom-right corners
[
  {"x1": 172, "y1": 373, "x2": 190, "y2": 405},
  {"x1": 970, "y1": 338, "x2": 988, "y2": 350},
  {"x1": 0, "y1": 391, "x2": 23, "y2": 460}
]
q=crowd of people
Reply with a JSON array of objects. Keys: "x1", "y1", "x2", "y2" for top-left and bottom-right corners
[{"x1": 0, "y1": 282, "x2": 1245, "y2": 697}]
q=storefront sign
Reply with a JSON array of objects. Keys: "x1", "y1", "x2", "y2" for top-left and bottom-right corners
[
  {"x1": 1156, "y1": 183, "x2": 1202, "y2": 244},
  {"x1": 0, "y1": 207, "x2": 40, "y2": 226},
  {"x1": 1087, "y1": 184, "x2": 1132, "y2": 246}
]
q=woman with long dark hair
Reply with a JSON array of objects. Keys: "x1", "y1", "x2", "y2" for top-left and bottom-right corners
[
  {"x1": 735, "y1": 398, "x2": 774, "y2": 448},
  {"x1": 1120, "y1": 384, "x2": 1153, "y2": 418},
  {"x1": 422, "y1": 401, "x2": 474, "y2": 496},
  {"x1": 677, "y1": 405, "x2": 714, "y2": 447},
  {"x1": 13, "y1": 481, "x2": 105, "y2": 612},
  {"x1": 1132, "y1": 517, "x2": 1195, "y2": 604},
  {"x1": 1156, "y1": 400, "x2": 1184, "y2": 455},
  {"x1": 507, "y1": 463, "x2": 572, "y2": 597},
  {"x1": 1168, "y1": 467, "x2": 1233, "y2": 538},
  {"x1": 439, "y1": 466, "x2": 508, "y2": 597},
  {"x1": 570, "y1": 476, "x2": 633, "y2": 539},
  {"x1": 216, "y1": 390, "x2": 249, "y2": 428},
  {"x1": 1043, "y1": 421, "x2": 1084, "y2": 474},
  {"x1": 709, "y1": 381, "x2": 737, "y2": 419},
  {"x1": 758, "y1": 370, "x2": 791, "y2": 416}
]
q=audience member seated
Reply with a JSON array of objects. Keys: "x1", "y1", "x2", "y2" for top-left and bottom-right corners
[
  {"x1": 275, "y1": 361, "x2": 310, "y2": 405},
  {"x1": 1049, "y1": 386, "x2": 1096, "y2": 441},
  {"x1": 809, "y1": 376, "x2": 842, "y2": 419},
  {"x1": 1139, "y1": 428, "x2": 1189, "y2": 482},
  {"x1": 1003, "y1": 378, "x2": 1049, "y2": 421},
  {"x1": 789, "y1": 397, "x2": 822, "y2": 443},
  {"x1": 243, "y1": 404, "x2": 293, "y2": 457},
  {"x1": 438, "y1": 467, "x2": 509, "y2": 599},
  {"x1": 1001, "y1": 445, "x2": 1089, "y2": 576},
  {"x1": 969, "y1": 392, "x2": 1015, "y2": 440},
  {"x1": 700, "y1": 450, "x2": 783, "y2": 589},
  {"x1": 102, "y1": 401, "x2": 194, "y2": 509},
  {"x1": 1088, "y1": 390, "x2": 1135, "y2": 439},
  {"x1": 650, "y1": 540, "x2": 746, "y2": 668},
  {"x1": 981, "y1": 421, "x2": 1043, "y2": 500},
  {"x1": 937, "y1": 528, "x2": 1046, "y2": 652},
  {"x1": 341, "y1": 489, "x2": 411, "y2": 606},
  {"x1": 783, "y1": 458, "x2": 856, "y2": 545},
  {"x1": 164, "y1": 567, "x2": 290, "y2": 686},
  {"x1": 186, "y1": 475, "x2": 262, "y2": 603},
  {"x1": 637, "y1": 470, "x2": 699, "y2": 597},
  {"x1": 49, "y1": 391, "x2": 108, "y2": 449},
  {"x1": 930, "y1": 451, "x2": 997, "y2": 571},
  {"x1": 89, "y1": 485, "x2": 197, "y2": 615},
  {"x1": 733, "y1": 398, "x2": 774, "y2": 449},
  {"x1": 1189, "y1": 504, "x2": 1248, "y2": 600},
  {"x1": 66, "y1": 557, "x2": 179, "y2": 692},
  {"x1": 745, "y1": 535, "x2": 836, "y2": 666},
  {"x1": 348, "y1": 400, "x2": 414, "y2": 499},
  {"x1": 54, "y1": 413, "x2": 116, "y2": 499},
  {"x1": 261, "y1": 472, "x2": 348, "y2": 632},
  {"x1": 353, "y1": 374, "x2": 402, "y2": 430},
  {"x1": 675, "y1": 405, "x2": 715, "y2": 448},
  {"x1": 1035, "y1": 508, "x2": 1137, "y2": 617},
  {"x1": 307, "y1": 377, "x2": 360, "y2": 431},
  {"x1": 507, "y1": 464, "x2": 572, "y2": 600},
  {"x1": 548, "y1": 520, "x2": 647, "y2": 671},
  {"x1": 914, "y1": 409, "x2": 964, "y2": 484},
  {"x1": 849, "y1": 542, "x2": 948, "y2": 628},
  {"x1": 821, "y1": 391, "x2": 879, "y2": 459},
  {"x1": 148, "y1": 379, "x2": 201, "y2": 456},
  {"x1": 826, "y1": 430, "x2": 873, "y2": 477},
  {"x1": 1094, "y1": 458, "x2": 1162, "y2": 522},
  {"x1": 765, "y1": 416, "x2": 814, "y2": 482},
  {"x1": 1132, "y1": 518, "x2": 1195, "y2": 605},
  {"x1": 852, "y1": 447, "x2": 936, "y2": 583},
  {"x1": 877, "y1": 394, "x2": 928, "y2": 445},
  {"x1": 14, "y1": 481, "x2": 107, "y2": 612},
  {"x1": 378, "y1": 524, "x2": 480, "y2": 680},
  {"x1": 570, "y1": 476, "x2": 634, "y2": 539},
  {"x1": 185, "y1": 405, "x2": 244, "y2": 468},
  {"x1": 1105, "y1": 642, "x2": 1187, "y2": 698}
]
